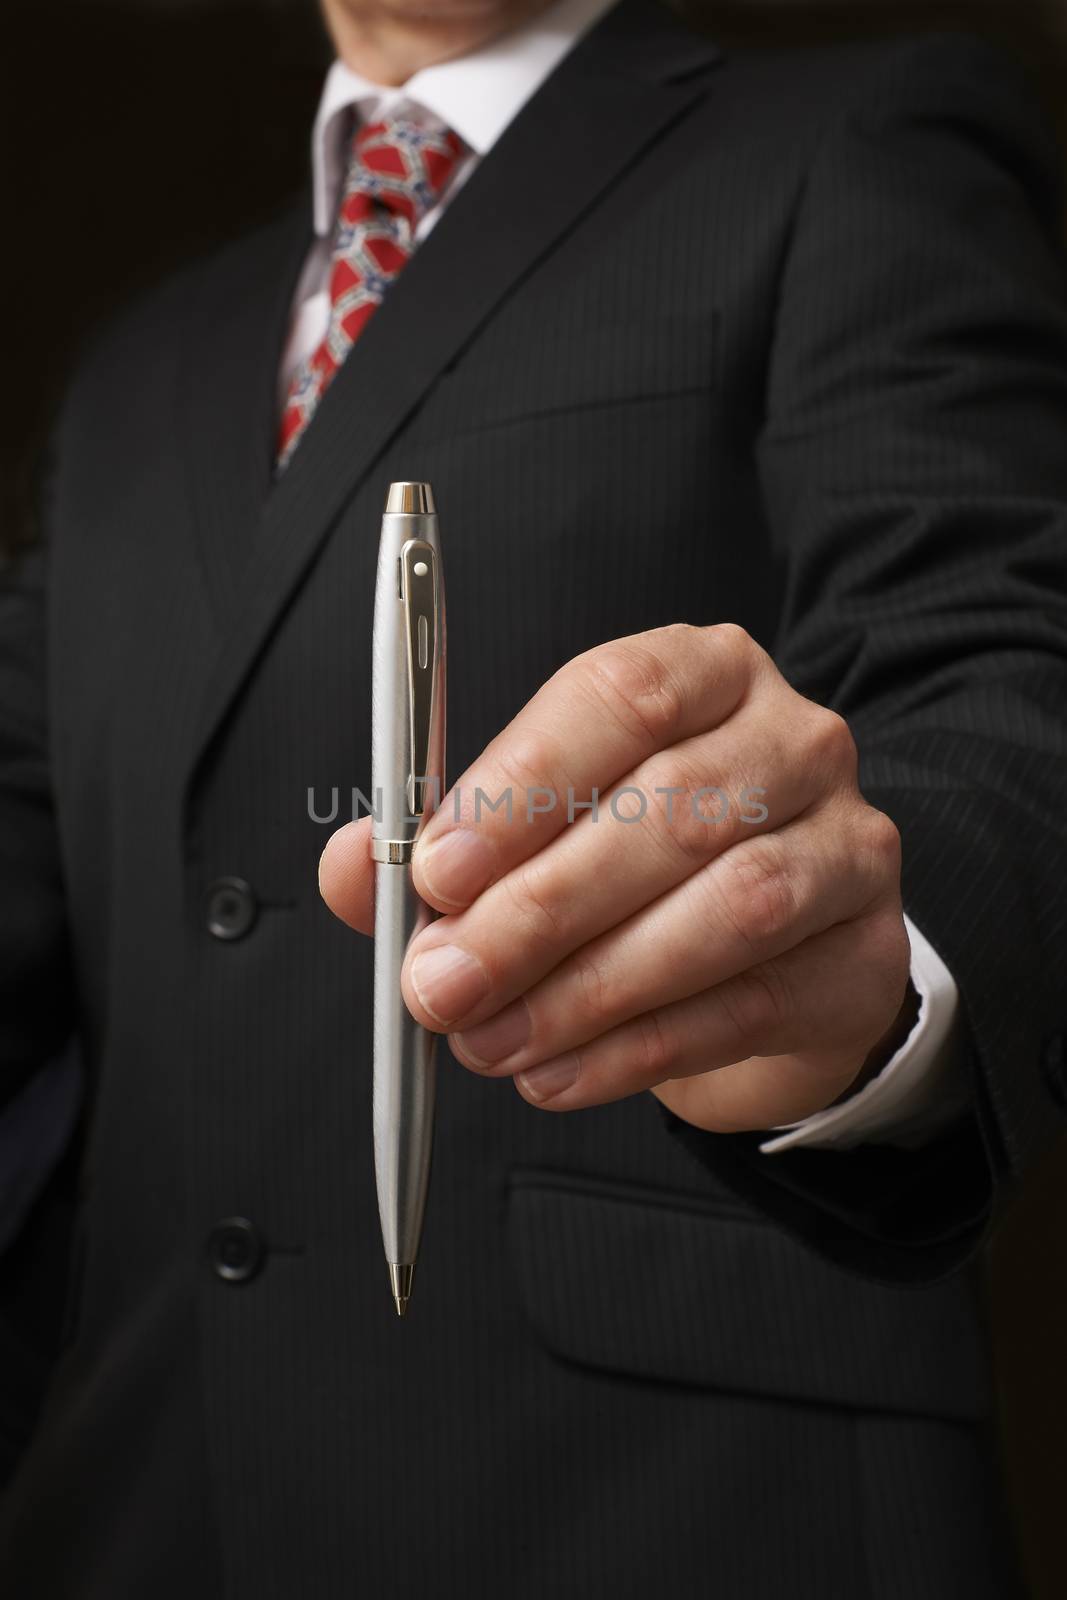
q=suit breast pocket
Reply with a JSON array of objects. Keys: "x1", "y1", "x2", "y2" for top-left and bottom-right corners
[
  {"x1": 507, "y1": 1169, "x2": 991, "y2": 1423},
  {"x1": 410, "y1": 307, "x2": 720, "y2": 442}
]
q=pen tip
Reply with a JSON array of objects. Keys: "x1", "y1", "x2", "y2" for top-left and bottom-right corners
[{"x1": 389, "y1": 1262, "x2": 414, "y2": 1319}]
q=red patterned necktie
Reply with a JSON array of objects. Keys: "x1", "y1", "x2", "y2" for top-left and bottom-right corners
[{"x1": 277, "y1": 111, "x2": 467, "y2": 469}]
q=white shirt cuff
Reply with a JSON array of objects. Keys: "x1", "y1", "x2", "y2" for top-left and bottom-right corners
[{"x1": 759, "y1": 914, "x2": 970, "y2": 1155}]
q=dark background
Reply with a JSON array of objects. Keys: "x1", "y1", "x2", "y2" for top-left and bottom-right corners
[{"x1": 4, "y1": 0, "x2": 1067, "y2": 1592}]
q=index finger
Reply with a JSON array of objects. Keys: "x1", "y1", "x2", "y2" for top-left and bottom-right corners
[{"x1": 412, "y1": 623, "x2": 759, "y2": 911}]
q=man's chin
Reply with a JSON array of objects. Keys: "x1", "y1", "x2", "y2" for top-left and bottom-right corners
[{"x1": 356, "y1": 0, "x2": 551, "y2": 27}]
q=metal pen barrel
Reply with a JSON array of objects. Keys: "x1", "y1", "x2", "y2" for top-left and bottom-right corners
[{"x1": 371, "y1": 481, "x2": 445, "y2": 1317}]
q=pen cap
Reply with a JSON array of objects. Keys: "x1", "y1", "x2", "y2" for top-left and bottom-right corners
[{"x1": 372, "y1": 485, "x2": 445, "y2": 841}]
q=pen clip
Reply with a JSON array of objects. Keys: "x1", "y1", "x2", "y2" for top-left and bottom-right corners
[{"x1": 400, "y1": 539, "x2": 438, "y2": 817}]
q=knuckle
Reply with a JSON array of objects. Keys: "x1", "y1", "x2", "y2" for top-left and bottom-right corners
[
  {"x1": 834, "y1": 914, "x2": 910, "y2": 1046},
  {"x1": 710, "y1": 837, "x2": 797, "y2": 952},
  {"x1": 708, "y1": 621, "x2": 753, "y2": 660},
  {"x1": 862, "y1": 808, "x2": 902, "y2": 881},
  {"x1": 501, "y1": 861, "x2": 569, "y2": 952},
  {"x1": 706, "y1": 623, "x2": 764, "y2": 690},
  {"x1": 807, "y1": 708, "x2": 857, "y2": 780},
  {"x1": 634, "y1": 1008, "x2": 678, "y2": 1084},
  {"x1": 573, "y1": 950, "x2": 615, "y2": 1026},
  {"x1": 586, "y1": 639, "x2": 687, "y2": 747},
  {"x1": 718, "y1": 962, "x2": 793, "y2": 1047},
  {"x1": 493, "y1": 727, "x2": 565, "y2": 798},
  {"x1": 872, "y1": 908, "x2": 912, "y2": 994},
  {"x1": 641, "y1": 752, "x2": 728, "y2": 863},
  {"x1": 656, "y1": 621, "x2": 703, "y2": 650}
]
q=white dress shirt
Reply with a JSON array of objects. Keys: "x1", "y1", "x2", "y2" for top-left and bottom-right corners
[{"x1": 282, "y1": 0, "x2": 969, "y2": 1151}]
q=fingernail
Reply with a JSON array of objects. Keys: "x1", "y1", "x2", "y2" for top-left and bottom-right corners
[
  {"x1": 409, "y1": 945, "x2": 489, "y2": 1026},
  {"x1": 455, "y1": 999, "x2": 531, "y2": 1067},
  {"x1": 418, "y1": 829, "x2": 495, "y2": 907},
  {"x1": 518, "y1": 1055, "x2": 580, "y2": 1103}
]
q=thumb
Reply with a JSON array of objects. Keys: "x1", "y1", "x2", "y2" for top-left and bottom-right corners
[{"x1": 318, "y1": 817, "x2": 376, "y2": 936}]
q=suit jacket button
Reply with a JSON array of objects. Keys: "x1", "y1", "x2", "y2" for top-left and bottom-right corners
[
  {"x1": 207, "y1": 1217, "x2": 264, "y2": 1283},
  {"x1": 205, "y1": 877, "x2": 258, "y2": 941}
]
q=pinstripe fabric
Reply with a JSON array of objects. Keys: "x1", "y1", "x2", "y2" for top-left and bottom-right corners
[
  {"x1": 0, "y1": 3, "x2": 1065, "y2": 1594},
  {"x1": 507, "y1": 1173, "x2": 989, "y2": 1417}
]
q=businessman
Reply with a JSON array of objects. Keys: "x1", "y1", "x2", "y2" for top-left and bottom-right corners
[{"x1": 2, "y1": 0, "x2": 1066, "y2": 1593}]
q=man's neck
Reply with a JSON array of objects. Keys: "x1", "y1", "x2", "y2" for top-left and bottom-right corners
[{"x1": 322, "y1": 1, "x2": 556, "y2": 88}]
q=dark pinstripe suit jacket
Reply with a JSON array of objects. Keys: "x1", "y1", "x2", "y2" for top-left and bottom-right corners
[{"x1": 2, "y1": 3, "x2": 1066, "y2": 1594}]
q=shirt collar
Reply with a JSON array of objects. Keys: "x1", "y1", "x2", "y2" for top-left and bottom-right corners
[{"x1": 311, "y1": 0, "x2": 619, "y2": 236}]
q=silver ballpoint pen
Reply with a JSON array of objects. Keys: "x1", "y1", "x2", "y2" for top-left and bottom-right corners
[{"x1": 371, "y1": 481, "x2": 445, "y2": 1318}]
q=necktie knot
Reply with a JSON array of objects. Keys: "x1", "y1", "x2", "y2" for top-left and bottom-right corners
[
  {"x1": 277, "y1": 109, "x2": 467, "y2": 470},
  {"x1": 344, "y1": 113, "x2": 468, "y2": 237}
]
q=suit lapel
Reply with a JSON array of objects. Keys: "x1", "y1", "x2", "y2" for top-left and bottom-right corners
[
  {"x1": 179, "y1": 203, "x2": 312, "y2": 617},
  {"x1": 182, "y1": 0, "x2": 722, "y2": 793}
]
